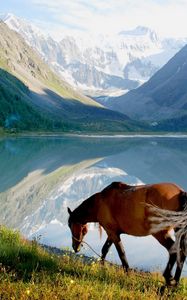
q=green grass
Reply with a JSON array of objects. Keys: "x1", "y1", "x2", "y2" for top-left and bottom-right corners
[{"x1": 0, "y1": 226, "x2": 186, "y2": 299}]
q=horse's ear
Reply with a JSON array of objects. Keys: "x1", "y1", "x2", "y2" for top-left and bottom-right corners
[{"x1": 67, "y1": 207, "x2": 72, "y2": 215}]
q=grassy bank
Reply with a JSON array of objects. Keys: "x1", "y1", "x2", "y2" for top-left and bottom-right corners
[{"x1": 0, "y1": 227, "x2": 186, "y2": 299}]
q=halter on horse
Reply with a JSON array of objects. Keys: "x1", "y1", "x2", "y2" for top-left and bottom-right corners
[{"x1": 68, "y1": 182, "x2": 187, "y2": 286}]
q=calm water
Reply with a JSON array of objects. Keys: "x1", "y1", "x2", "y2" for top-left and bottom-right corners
[{"x1": 0, "y1": 135, "x2": 187, "y2": 276}]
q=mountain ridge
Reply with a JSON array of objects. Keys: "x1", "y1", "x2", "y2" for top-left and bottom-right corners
[{"x1": 2, "y1": 13, "x2": 187, "y2": 96}]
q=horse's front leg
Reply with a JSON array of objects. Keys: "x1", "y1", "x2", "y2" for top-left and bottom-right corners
[
  {"x1": 111, "y1": 234, "x2": 129, "y2": 272},
  {"x1": 105, "y1": 228, "x2": 129, "y2": 272},
  {"x1": 101, "y1": 238, "x2": 113, "y2": 264}
]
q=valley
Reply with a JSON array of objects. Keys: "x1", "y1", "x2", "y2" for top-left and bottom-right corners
[{"x1": 1, "y1": 13, "x2": 187, "y2": 133}]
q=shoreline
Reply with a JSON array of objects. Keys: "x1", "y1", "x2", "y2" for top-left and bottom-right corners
[{"x1": 2, "y1": 132, "x2": 187, "y2": 139}]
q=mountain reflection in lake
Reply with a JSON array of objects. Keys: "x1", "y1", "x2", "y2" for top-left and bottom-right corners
[{"x1": 0, "y1": 136, "x2": 187, "y2": 276}]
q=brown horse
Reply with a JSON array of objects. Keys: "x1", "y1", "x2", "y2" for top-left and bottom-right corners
[{"x1": 67, "y1": 182, "x2": 187, "y2": 286}]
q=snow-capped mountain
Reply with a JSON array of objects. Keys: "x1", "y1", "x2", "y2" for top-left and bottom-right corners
[
  {"x1": 1, "y1": 13, "x2": 187, "y2": 96},
  {"x1": 110, "y1": 44, "x2": 187, "y2": 125}
]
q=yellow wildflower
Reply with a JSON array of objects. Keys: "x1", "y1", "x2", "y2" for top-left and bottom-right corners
[{"x1": 26, "y1": 289, "x2": 30, "y2": 295}]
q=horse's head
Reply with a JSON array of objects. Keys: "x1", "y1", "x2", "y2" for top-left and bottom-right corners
[{"x1": 67, "y1": 207, "x2": 88, "y2": 253}]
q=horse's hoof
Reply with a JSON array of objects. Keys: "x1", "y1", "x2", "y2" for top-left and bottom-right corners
[
  {"x1": 127, "y1": 268, "x2": 134, "y2": 274},
  {"x1": 123, "y1": 267, "x2": 131, "y2": 274},
  {"x1": 167, "y1": 278, "x2": 177, "y2": 287},
  {"x1": 159, "y1": 285, "x2": 166, "y2": 295},
  {"x1": 100, "y1": 260, "x2": 105, "y2": 266}
]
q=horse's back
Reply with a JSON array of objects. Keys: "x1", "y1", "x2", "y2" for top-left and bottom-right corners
[
  {"x1": 103, "y1": 181, "x2": 182, "y2": 205},
  {"x1": 103, "y1": 182, "x2": 133, "y2": 191}
]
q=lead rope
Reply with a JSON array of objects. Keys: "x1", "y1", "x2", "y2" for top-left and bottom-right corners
[
  {"x1": 72, "y1": 235, "x2": 102, "y2": 259},
  {"x1": 82, "y1": 240, "x2": 104, "y2": 259},
  {"x1": 72, "y1": 235, "x2": 113, "y2": 265}
]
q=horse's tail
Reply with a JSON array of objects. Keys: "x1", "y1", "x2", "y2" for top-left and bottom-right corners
[
  {"x1": 148, "y1": 191, "x2": 187, "y2": 261},
  {"x1": 147, "y1": 191, "x2": 187, "y2": 232}
]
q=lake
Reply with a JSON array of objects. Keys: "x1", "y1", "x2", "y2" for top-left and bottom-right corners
[{"x1": 0, "y1": 135, "x2": 187, "y2": 276}]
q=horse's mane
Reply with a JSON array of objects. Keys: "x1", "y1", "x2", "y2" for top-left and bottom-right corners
[{"x1": 69, "y1": 194, "x2": 99, "y2": 225}]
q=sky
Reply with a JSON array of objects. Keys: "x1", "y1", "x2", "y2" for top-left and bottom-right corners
[{"x1": 1, "y1": 0, "x2": 187, "y2": 40}]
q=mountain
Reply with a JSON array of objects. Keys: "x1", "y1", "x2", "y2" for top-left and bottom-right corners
[
  {"x1": 107, "y1": 44, "x2": 187, "y2": 128},
  {"x1": 2, "y1": 14, "x2": 186, "y2": 97},
  {"x1": 0, "y1": 21, "x2": 144, "y2": 133},
  {"x1": 119, "y1": 26, "x2": 158, "y2": 39}
]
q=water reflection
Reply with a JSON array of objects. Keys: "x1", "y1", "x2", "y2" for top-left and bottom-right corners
[{"x1": 0, "y1": 136, "x2": 187, "y2": 275}]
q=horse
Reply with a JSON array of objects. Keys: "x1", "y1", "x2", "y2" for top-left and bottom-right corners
[{"x1": 67, "y1": 181, "x2": 187, "y2": 286}]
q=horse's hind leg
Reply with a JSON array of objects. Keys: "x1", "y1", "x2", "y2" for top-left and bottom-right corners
[
  {"x1": 173, "y1": 229, "x2": 186, "y2": 285},
  {"x1": 174, "y1": 252, "x2": 186, "y2": 284},
  {"x1": 163, "y1": 253, "x2": 177, "y2": 286},
  {"x1": 153, "y1": 231, "x2": 176, "y2": 286},
  {"x1": 101, "y1": 238, "x2": 113, "y2": 264}
]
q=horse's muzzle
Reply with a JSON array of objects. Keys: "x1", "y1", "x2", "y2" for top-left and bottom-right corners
[
  {"x1": 73, "y1": 243, "x2": 82, "y2": 253},
  {"x1": 74, "y1": 248, "x2": 80, "y2": 253}
]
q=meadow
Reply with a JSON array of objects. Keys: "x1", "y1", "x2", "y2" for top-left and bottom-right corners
[{"x1": 0, "y1": 226, "x2": 186, "y2": 299}]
